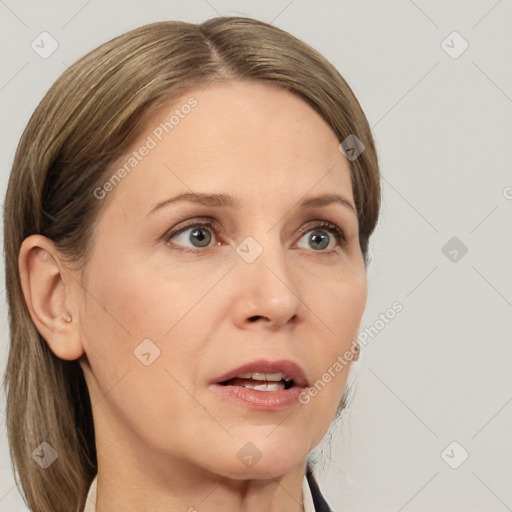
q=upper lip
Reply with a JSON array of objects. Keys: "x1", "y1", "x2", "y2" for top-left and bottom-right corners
[{"x1": 212, "y1": 359, "x2": 309, "y2": 387}]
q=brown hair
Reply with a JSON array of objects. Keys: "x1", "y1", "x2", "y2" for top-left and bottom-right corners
[{"x1": 2, "y1": 17, "x2": 380, "y2": 511}]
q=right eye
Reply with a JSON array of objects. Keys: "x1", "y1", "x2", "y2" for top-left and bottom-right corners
[{"x1": 165, "y1": 220, "x2": 219, "y2": 253}]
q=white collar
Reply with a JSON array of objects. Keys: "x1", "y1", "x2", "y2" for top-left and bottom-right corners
[
  {"x1": 82, "y1": 475, "x2": 96, "y2": 512},
  {"x1": 83, "y1": 473, "x2": 316, "y2": 512}
]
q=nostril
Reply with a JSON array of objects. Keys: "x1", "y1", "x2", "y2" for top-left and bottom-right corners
[{"x1": 249, "y1": 315, "x2": 264, "y2": 322}]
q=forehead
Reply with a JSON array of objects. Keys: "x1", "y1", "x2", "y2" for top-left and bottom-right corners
[{"x1": 99, "y1": 80, "x2": 353, "y2": 218}]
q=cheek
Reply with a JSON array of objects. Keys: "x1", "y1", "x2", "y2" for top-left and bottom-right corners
[
  {"x1": 304, "y1": 267, "x2": 366, "y2": 405},
  {"x1": 312, "y1": 264, "x2": 367, "y2": 342},
  {"x1": 82, "y1": 253, "x2": 215, "y2": 341},
  {"x1": 79, "y1": 257, "x2": 208, "y2": 428},
  {"x1": 79, "y1": 254, "x2": 222, "y2": 394}
]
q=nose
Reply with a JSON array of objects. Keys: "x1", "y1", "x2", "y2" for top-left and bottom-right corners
[{"x1": 230, "y1": 237, "x2": 304, "y2": 331}]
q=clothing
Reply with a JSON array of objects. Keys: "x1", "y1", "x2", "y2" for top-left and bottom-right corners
[
  {"x1": 306, "y1": 466, "x2": 333, "y2": 512},
  {"x1": 82, "y1": 468, "x2": 332, "y2": 511}
]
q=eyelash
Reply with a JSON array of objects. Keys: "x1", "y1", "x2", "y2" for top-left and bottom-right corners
[{"x1": 165, "y1": 218, "x2": 347, "y2": 255}]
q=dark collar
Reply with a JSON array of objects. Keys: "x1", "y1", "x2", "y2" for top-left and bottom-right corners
[{"x1": 305, "y1": 466, "x2": 333, "y2": 512}]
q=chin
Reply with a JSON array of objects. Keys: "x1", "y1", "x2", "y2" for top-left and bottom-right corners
[
  {"x1": 203, "y1": 432, "x2": 312, "y2": 480},
  {"x1": 224, "y1": 456, "x2": 305, "y2": 481}
]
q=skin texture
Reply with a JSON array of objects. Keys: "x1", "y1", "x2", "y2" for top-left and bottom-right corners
[{"x1": 19, "y1": 80, "x2": 367, "y2": 512}]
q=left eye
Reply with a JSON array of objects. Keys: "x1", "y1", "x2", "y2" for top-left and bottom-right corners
[{"x1": 296, "y1": 223, "x2": 346, "y2": 252}]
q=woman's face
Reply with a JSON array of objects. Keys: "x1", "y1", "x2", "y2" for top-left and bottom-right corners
[{"x1": 77, "y1": 80, "x2": 367, "y2": 480}]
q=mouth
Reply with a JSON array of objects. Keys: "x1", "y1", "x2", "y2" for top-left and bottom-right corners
[
  {"x1": 220, "y1": 372, "x2": 296, "y2": 390},
  {"x1": 210, "y1": 359, "x2": 309, "y2": 410}
]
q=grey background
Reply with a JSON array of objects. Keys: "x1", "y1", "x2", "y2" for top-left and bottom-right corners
[{"x1": 1, "y1": 1, "x2": 511, "y2": 510}]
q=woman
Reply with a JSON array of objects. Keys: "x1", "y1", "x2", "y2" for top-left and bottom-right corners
[{"x1": 2, "y1": 16, "x2": 380, "y2": 512}]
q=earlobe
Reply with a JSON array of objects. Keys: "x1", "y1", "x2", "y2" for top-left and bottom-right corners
[{"x1": 18, "y1": 235, "x2": 84, "y2": 361}]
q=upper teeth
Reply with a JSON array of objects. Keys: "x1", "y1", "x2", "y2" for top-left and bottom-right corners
[{"x1": 237, "y1": 372, "x2": 288, "y2": 381}]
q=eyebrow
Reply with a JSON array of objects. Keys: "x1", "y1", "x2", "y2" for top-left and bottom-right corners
[{"x1": 145, "y1": 192, "x2": 357, "y2": 217}]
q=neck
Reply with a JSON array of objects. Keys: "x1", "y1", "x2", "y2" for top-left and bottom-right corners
[{"x1": 94, "y1": 431, "x2": 307, "y2": 512}]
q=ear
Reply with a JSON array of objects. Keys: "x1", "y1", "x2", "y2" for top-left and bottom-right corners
[
  {"x1": 353, "y1": 317, "x2": 364, "y2": 362},
  {"x1": 18, "y1": 234, "x2": 84, "y2": 360}
]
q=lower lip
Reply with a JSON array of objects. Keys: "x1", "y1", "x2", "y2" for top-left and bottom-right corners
[{"x1": 211, "y1": 383, "x2": 306, "y2": 410}]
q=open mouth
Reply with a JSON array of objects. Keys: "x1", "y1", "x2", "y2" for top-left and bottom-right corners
[
  {"x1": 211, "y1": 359, "x2": 309, "y2": 410},
  {"x1": 220, "y1": 372, "x2": 295, "y2": 391}
]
